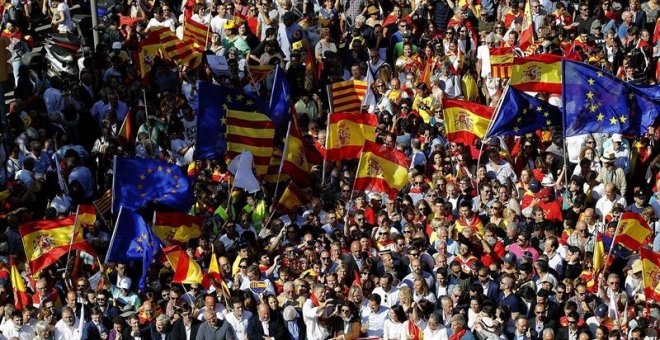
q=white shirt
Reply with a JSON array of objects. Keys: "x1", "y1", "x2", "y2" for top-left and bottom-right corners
[
  {"x1": 361, "y1": 305, "x2": 390, "y2": 338},
  {"x1": 197, "y1": 303, "x2": 226, "y2": 321},
  {"x1": 54, "y1": 318, "x2": 81, "y2": 340},
  {"x1": 146, "y1": 17, "x2": 176, "y2": 32},
  {"x1": 223, "y1": 310, "x2": 253, "y2": 339},
  {"x1": 423, "y1": 326, "x2": 449, "y2": 340},
  {"x1": 382, "y1": 319, "x2": 404, "y2": 340},
  {"x1": 476, "y1": 45, "x2": 491, "y2": 78},
  {"x1": 372, "y1": 286, "x2": 400, "y2": 308},
  {"x1": 595, "y1": 195, "x2": 627, "y2": 221},
  {"x1": 302, "y1": 299, "x2": 331, "y2": 340},
  {"x1": 0, "y1": 322, "x2": 34, "y2": 340},
  {"x1": 56, "y1": 2, "x2": 73, "y2": 32}
]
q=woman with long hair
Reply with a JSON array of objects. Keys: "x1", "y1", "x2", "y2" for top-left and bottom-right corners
[
  {"x1": 398, "y1": 285, "x2": 413, "y2": 312},
  {"x1": 383, "y1": 305, "x2": 408, "y2": 339},
  {"x1": 333, "y1": 301, "x2": 361, "y2": 340},
  {"x1": 400, "y1": 303, "x2": 427, "y2": 340},
  {"x1": 412, "y1": 276, "x2": 436, "y2": 303},
  {"x1": 515, "y1": 168, "x2": 533, "y2": 200}
]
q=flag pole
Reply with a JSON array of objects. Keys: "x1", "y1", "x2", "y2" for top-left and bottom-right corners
[
  {"x1": 111, "y1": 157, "x2": 117, "y2": 215},
  {"x1": 105, "y1": 206, "x2": 123, "y2": 263},
  {"x1": 603, "y1": 216, "x2": 624, "y2": 274},
  {"x1": 344, "y1": 151, "x2": 365, "y2": 226},
  {"x1": 273, "y1": 122, "x2": 292, "y2": 199},
  {"x1": 64, "y1": 205, "x2": 81, "y2": 278},
  {"x1": 225, "y1": 149, "x2": 246, "y2": 221},
  {"x1": 476, "y1": 85, "x2": 508, "y2": 180},
  {"x1": 204, "y1": 20, "x2": 211, "y2": 50},
  {"x1": 322, "y1": 85, "x2": 333, "y2": 186}
]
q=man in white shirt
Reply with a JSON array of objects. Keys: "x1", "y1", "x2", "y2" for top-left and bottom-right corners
[
  {"x1": 145, "y1": 6, "x2": 176, "y2": 32},
  {"x1": 595, "y1": 183, "x2": 627, "y2": 221},
  {"x1": 224, "y1": 297, "x2": 253, "y2": 340},
  {"x1": 0, "y1": 311, "x2": 34, "y2": 340},
  {"x1": 360, "y1": 294, "x2": 390, "y2": 338},
  {"x1": 302, "y1": 284, "x2": 331, "y2": 339},
  {"x1": 372, "y1": 273, "x2": 400, "y2": 308},
  {"x1": 197, "y1": 294, "x2": 226, "y2": 321},
  {"x1": 54, "y1": 307, "x2": 81, "y2": 340}
]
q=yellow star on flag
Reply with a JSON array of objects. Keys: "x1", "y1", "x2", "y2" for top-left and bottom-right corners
[
  {"x1": 536, "y1": 106, "x2": 543, "y2": 112},
  {"x1": 139, "y1": 174, "x2": 146, "y2": 180},
  {"x1": 597, "y1": 71, "x2": 603, "y2": 77},
  {"x1": 246, "y1": 99, "x2": 254, "y2": 106},
  {"x1": 619, "y1": 115, "x2": 627, "y2": 123},
  {"x1": 137, "y1": 184, "x2": 143, "y2": 189},
  {"x1": 522, "y1": 108, "x2": 528, "y2": 114},
  {"x1": 221, "y1": 117, "x2": 227, "y2": 126},
  {"x1": 147, "y1": 168, "x2": 154, "y2": 174},
  {"x1": 236, "y1": 94, "x2": 244, "y2": 101},
  {"x1": 513, "y1": 126, "x2": 519, "y2": 132},
  {"x1": 546, "y1": 120, "x2": 552, "y2": 126},
  {"x1": 157, "y1": 166, "x2": 163, "y2": 172},
  {"x1": 610, "y1": 117, "x2": 618, "y2": 125},
  {"x1": 227, "y1": 95, "x2": 233, "y2": 103},
  {"x1": 543, "y1": 112, "x2": 549, "y2": 117},
  {"x1": 166, "y1": 168, "x2": 172, "y2": 174},
  {"x1": 588, "y1": 78, "x2": 595, "y2": 85},
  {"x1": 586, "y1": 91, "x2": 594, "y2": 99},
  {"x1": 597, "y1": 113, "x2": 604, "y2": 121},
  {"x1": 628, "y1": 93, "x2": 635, "y2": 99},
  {"x1": 589, "y1": 105, "x2": 597, "y2": 112}
]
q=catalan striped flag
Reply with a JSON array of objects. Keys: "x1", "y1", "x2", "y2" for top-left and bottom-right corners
[
  {"x1": 511, "y1": 54, "x2": 562, "y2": 94},
  {"x1": 93, "y1": 190, "x2": 112, "y2": 219},
  {"x1": 183, "y1": 18, "x2": 209, "y2": 50},
  {"x1": 246, "y1": 65, "x2": 275, "y2": 84},
  {"x1": 276, "y1": 182, "x2": 310, "y2": 213},
  {"x1": 489, "y1": 47, "x2": 513, "y2": 78},
  {"x1": 162, "y1": 245, "x2": 203, "y2": 284},
  {"x1": 443, "y1": 99, "x2": 494, "y2": 149},
  {"x1": 355, "y1": 141, "x2": 411, "y2": 199},
  {"x1": 203, "y1": 250, "x2": 231, "y2": 299},
  {"x1": 153, "y1": 211, "x2": 203, "y2": 245},
  {"x1": 263, "y1": 146, "x2": 289, "y2": 184},
  {"x1": 226, "y1": 107, "x2": 275, "y2": 177},
  {"x1": 326, "y1": 113, "x2": 378, "y2": 161},
  {"x1": 640, "y1": 247, "x2": 660, "y2": 301},
  {"x1": 616, "y1": 212, "x2": 652, "y2": 250},
  {"x1": 75, "y1": 204, "x2": 97, "y2": 229},
  {"x1": 151, "y1": 27, "x2": 202, "y2": 70},
  {"x1": 281, "y1": 114, "x2": 311, "y2": 185},
  {"x1": 10, "y1": 258, "x2": 29, "y2": 310},
  {"x1": 20, "y1": 216, "x2": 95, "y2": 273},
  {"x1": 331, "y1": 80, "x2": 368, "y2": 112}
]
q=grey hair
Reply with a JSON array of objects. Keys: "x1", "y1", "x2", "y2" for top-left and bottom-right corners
[
  {"x1": 283, "y1": 305, "x2": 297, "y2": 321},
  {"x1": 428, "y1": 312, "x2": 441, "y2": 323},
  {"x1": 542, "y1": 329, "x2": 555, "y2": 338},
  {"x1": 156, "y1": 314, "x2": 170, "y2": 326},
  {"x1": 283, "y1": 281, "x2": 295, "y2": 290},
  {"x1": 34, "y1": 321, "x2": 48, "y2": 334},
  {"x1": 450, "y1": 314, "x2": 466, "y2": 327}
]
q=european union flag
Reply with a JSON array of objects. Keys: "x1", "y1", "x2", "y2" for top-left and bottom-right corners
[
  {"x1": 486, "y1": 86, "x2": 562, "y2": 138},
  {"x1": 113, "y1": 157, "x2": 193, "y2": 213},
  {"x1": 106, "y1": 207, "x2": 164, "y2": 290},
  {"x1": 268, "y1": 65, "x2": 292, "y2": 137},
  {"x1": 563, "y1": 60, "x2": 660, "y2": 137},
  {"x1": 195, "y1": 82, "x2": 268, "y2": 159}
]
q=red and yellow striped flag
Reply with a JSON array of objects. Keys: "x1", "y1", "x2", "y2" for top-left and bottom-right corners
[
  {"x1": 641, "y1": 247, "x2": 660, "y2": 301},
  {"x1": 153, "y1": 211, "x2": 203, "y2": 245},
  {"x1": 282, "y1": 114, "x2": 311, "y2": 185},
  {"x1": 246, "y1": 65, "x2": 275, "y2": 84},
  {"x1": 519, "y1": 0, "x2": 534, "y2": 51},
  {"x1": 489, "y1": 47, "x2": 513, "y2": 78},
  {"x1": 443, "y1": 99, "x2": 494, "y2": 148},
  {"x1": 617, "y1": 212, "x2": 652, "y2": 250},
  {"x1": 183, "y1": 18, "x2": 209, "y2": 50},
  {"x1": 203, "y1": 251, "x2": 231, "y2": 299},
  {"x1": 137, "y1": 32, "x2": 162, "y2": 78},
  {"x1": 276, "y1": 182, "x2": 310, "y2": 213},
  {"x1": 10, "y1": 258, "x2": 29, "y2": 310},
  {"x1": 75, "y1": 204, "x2": 96, "y2": 229},
  {"x1": 117, "y1": 110, "x2": 134, "y2": 148},
  {"x1": 355, "y1": 141, "x2": 411, "y2": 199},
  {"x1": 20, "y1": 216, "x2": 95, "y2": 273},
  {"x1": 511, "y1": 54, "x2": 562, "y2": 94},
  {"x1": 326, "y1": 113, "x2": 378, "y2": 161},
  {"x1": 162, "y1": 245, "x2": 203, "y2": 284},
  {"x1": 226, "y1": 108, "x2": 275, "y2": 177},
  {"x1": 331, "y1": 80, "x2": 368, "y2": 112},
  {"x1": 151, "y1": 27, "x2": 202, "y2": 70},
  {"x1": 93, "y1": 190, "x2": 112, "y2": 218}
]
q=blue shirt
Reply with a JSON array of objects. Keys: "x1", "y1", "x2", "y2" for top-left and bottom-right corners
[{"x1": 286, "y1": 320, "x2": 299, "y2": 340}]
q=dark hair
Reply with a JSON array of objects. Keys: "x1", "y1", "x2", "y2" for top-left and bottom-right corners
[{"x1": 390, "y1": 305, "x2": 408, "y2": 323}]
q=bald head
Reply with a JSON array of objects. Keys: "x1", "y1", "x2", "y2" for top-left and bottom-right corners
[{"x1": 258, "y1": 303, "x2": 270, "y2": 321}]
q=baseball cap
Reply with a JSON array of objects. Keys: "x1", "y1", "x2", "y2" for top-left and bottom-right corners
[
  {"x1": 595, "y1": 304, "x2": 608, "y2": 317},
  {"x1": 612, "y1": 133, "x2": 623, "y2": 142},
  {"x1": 118, "y1": 277, "x2": 132, "y2": 290},
  {"x1": 503, "y1": 253, "x2": 516, "y2": 263}
]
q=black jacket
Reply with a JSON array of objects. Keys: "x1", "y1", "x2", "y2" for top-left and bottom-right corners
[
  {"x1": 171, "y1": 318, "x2": 201, "y2": 340},
  {"x1": 246, "y1": 315, "x2": 288, "y2": 340}
]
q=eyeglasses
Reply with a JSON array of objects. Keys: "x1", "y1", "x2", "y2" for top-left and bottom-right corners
[
  {"x1": 240, "y1": 265, "x2": 247, "y2": 269},
  {"x1": 409, "y1": 252, "x2": 420, "y2": 257},
  {"x1": 341, "y1": 309, "x2": 351, "y2": 313},
  {"x1": 321, "y1": 257, "x2": 330, "y2": 261},
  {"x1": 446, "y1": 31, "x2": 454, "y2": 34},
  {"x1": 568, "y1": 320, "x2": 577, "y2": 324},
  {"x1": 404, "y1": 229, "x2": 412, "y2": 233}
]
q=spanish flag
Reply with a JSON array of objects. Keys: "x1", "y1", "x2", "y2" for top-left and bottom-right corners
[
  {"x1": 489, "y1": 47, "x2": 513, "y2": 78},
  {"x1": 137, "y1": 31, "x2": 162, "y2": 78},
  {"x1": 355, "y1": 141, "x2": 411, "y2": 199},
  {"x1": 276, "y1": 182, "x2": 310, "y2": 213},
  {"x1": 20, "y1": 216, "x2": 95, "y2": 274},
  {"x1": 183, "y1": 18, "x2": 209, "y2": 50},
  {"x1": 443, "y1": 99, "x2": 494, "y2": 149},
  {"x1": 203, "y1": 250, "x2": 231, "y2": 299},
  {"x1": 326, "y1": 113, "x2": 378, "y2": 161},
  {"x1": 10, "y1": 258, "x2": 29, "y2": 310},
  {"x1": 511, "y1": 54, "x2": 562, "y2": 94},
  {"x1": 226, "y1": 108, "x2": 275, "y2": 177},
  {"x1": 153, "y1": 211, "x2": 203, "y2": 245},
  {"x1": 75, "y1": 204, "x2": 96, "y2": 229},
  {"x1": 162, "y1": 245, "x2": 203, "y2": 284},
  {"x1": 519, "y1": 0, "x2": 534, "y2": 51},
  {"x1": 641, "y1": 247, "x2": 660, "y2": 301},
  {"x1": 331, "y1": 80, "x2": 368, "y2": 112},
  {"x1": 282, "y1": 114, "x2": 311, "y2": 185},
  {"x1": 617, "y1": 212, "x2": 652, "y2": 250}
]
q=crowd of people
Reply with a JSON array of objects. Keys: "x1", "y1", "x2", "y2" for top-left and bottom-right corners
[{"x1": 0, "y1": 0, "x2": 659, "y2": 338}]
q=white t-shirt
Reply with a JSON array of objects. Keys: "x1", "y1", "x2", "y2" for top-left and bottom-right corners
[
  {"x1": 146, "y1": 17, "x2": 176, "y2": 32},
  {"x1": 476, "y1": 45, "x2": 491, "y2": 78},
  {"x1": 56, "y1": 2, "x2": 73, "y2": 33},
  {"x1": 171, "y1": 139, "x2": 193, "y2": 166}
]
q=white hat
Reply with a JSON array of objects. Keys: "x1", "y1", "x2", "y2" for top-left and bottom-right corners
[
  {"x1": 111, "y1": 41, "x2": 122, "y2": 50},
  {"x1": 541, "y1": 177, "x2": 555, "y2": 187},
  {"x1": 118, "y1": 277, "x2": 132, "y2": 290},
  {"x1": 611, "y1": 133, "x2": 623, "y2": 142}
]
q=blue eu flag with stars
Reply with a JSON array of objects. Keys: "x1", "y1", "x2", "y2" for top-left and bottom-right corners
[
  {"x1": 486, "y1": 86, "x2": 562, "y2": 138},
  {"x1": 563, "y1": 60, "x2": 660, "y2": 137},
  {"x1": 112, "y1": 156, "x2": 193, "y2": 213},
  {"x1": 106, "y1": 207, "x2": 164, "y2": 290},
  {"x1": 195, "y1": 82, "x2": 268, "y2": 159},
  {"x1": 268, "y1": 65, "x2": 292, "y2": 137}
]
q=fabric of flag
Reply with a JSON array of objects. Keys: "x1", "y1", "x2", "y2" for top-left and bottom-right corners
[
  {"x1": 106, "y1": 207, "x2": 164, "y2": 290},
  {"x1": 331, "y1": 80, "x2": 368, "y2": 112},
  {"x1": 153, "y1": 211, "x2": 203, "y2": 245},
  {"x1": 202, "y1": 251, "x2": 231, "y2": 299},
  {"x1": 443, "y1": 99, "x2": 494, "y2": 147},
  {"x1": 489, "y1": 48, "x2": 513, "y2": 78},
  {"x1": 112, "y1": 157, "x2": 194, "y2": 213},
  {"x1": 486, "y1": 86, "x2": 562, "y2": 138},
  {"x1": 137, "y1": 32, "x2": 162, "y2": 78},
  {"x1": 268, "y1": 65, "x2": 291, "y2": 136},
  {"x1": 162, "y1": 245, "x2": 203, "y2": 284},
  {"x1": 276, "y1": 182, "x2": 310, "y2": 213},
  {"x1": 10, "y1": 258, "x2": 29, "y2": 310},
  {"x1": 20, "y1": 216, "x2": 95, "y2": 274},
  {"x1": 117, "y1": 110, "x2": 134, "y2": 148},
  {"x1": 282, "y1": 114, "x2": 311, "y2": 185},
  {"x1": 151, "y1": 27, "x2": 202, "y2": 70},
  {"x1": 563, "y1": 60, "x2": 660, "y2": 137},
  {"x1": 617, "y1": 212, "x2": 652, "y2": 250},
  {"x1": 511, "y1": 54, "x2": 562, "y2": 94},
  {"x1": 183, "y1": 18, "x2": 209, "y2": 50},
  {"x1": 326, "y1": 113, "x2": 378, "y2": 161},
  {"x1": 420, "y1": 58, "x2": 434, "y2": 86},
  {"x1": 226, "y1": 107, "x2": 275, "y2": 177},
  {"x1": 93, "y1": 190, "x2": 112, "y2": 218},
  {"x1": 246, "y1": 65, "x2": 275, "y2": 84},
  {"x1": 75, "y1": 204, "x2": 96, "y2": 229},
  {"x1": 264, "y1": 146, "x2": 289, "y2": 184},
  {"x1": 354, "y1": 141, "x2": 411, "y2": 199},
  {"x1": 593, "y1": 232, "x2": 606, "y2": 273},
  {"x1": 227, "y1": 151, "x2": 261, "y2": 193},
  {"x1": 640, "y1": 247, "x2": 660, "y2": 301},
  {"x1": 195, "y1": 82, "x2": 269, "y2": 159},
  {"x1": 519, "y1": 0, "x2": 533, "y2": 51}
]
